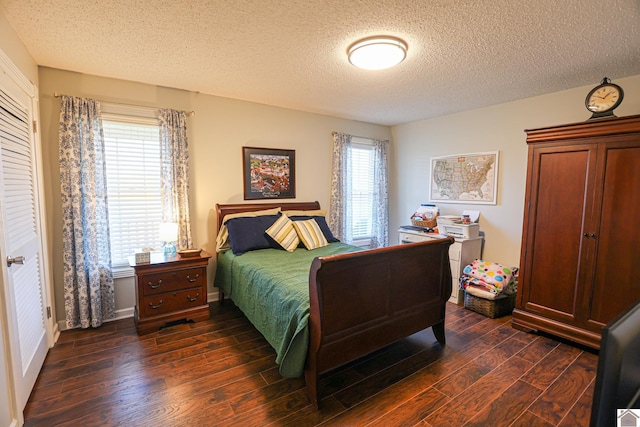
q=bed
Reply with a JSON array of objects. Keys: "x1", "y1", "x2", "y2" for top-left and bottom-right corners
[{"x1": 214, "y1": 201, "x2": 454, "y2": 408}]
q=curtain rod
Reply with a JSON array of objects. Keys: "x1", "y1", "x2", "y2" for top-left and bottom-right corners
[
  {"x1": 334, "y1": 131, "x2": 387, "y2": 141},
  {"x1": 53, "y1": 92, "x2": 195, "y2": 117},
  {"x1": 348, "y1": 133, "x2": 389, "y2": 142}
]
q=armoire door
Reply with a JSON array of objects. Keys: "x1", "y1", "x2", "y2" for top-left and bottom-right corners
[
  {"x1": 515, "y1": 115, "x2": 640, "y2": 349},
  {"x1": 584, "y1": 139, "x2": 640, "y2": 330},
  {"x1": 0, "y1": 60, "x2": 50, "y2": 421},
  {"x1": 518, "y1": 142, "x2": 598, "y2": 325}
]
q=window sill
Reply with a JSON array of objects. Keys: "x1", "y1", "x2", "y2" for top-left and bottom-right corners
[{"x1": 351, "y1": 238, "x2": 372, "y2": 249}]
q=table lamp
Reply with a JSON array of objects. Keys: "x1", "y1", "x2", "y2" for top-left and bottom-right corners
[{"x1": 159, "y1": 222, "x2": 178, "y2": 255}]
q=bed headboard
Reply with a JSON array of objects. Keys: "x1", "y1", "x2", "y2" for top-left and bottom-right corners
[{"x1": 216, "y1": 201, "x2": 321, "y2": 231}]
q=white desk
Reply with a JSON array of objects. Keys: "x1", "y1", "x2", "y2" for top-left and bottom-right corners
[{"x1": 398, "y1": 227, "x2": 483, "y2": 304}]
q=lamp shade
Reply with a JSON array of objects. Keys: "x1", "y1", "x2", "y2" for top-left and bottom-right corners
[
  {"x1": 348, "y1": 36, "x2": 408, "y2": 70},
  {"x1": 159, "y1": 222, "x2": 178, "y2": 242}
]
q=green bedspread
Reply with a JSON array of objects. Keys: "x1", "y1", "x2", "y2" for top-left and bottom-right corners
[{"x1": 214, "y1": 242, "x2": 361, "y2": 377}]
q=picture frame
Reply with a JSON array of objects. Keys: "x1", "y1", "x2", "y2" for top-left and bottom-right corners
[
  {"x1": 429, "y1": 151, "x2": 499, "y2": 205},
  {"x1": 243, "y1": 147, "x2": 296, "y2": 200}
]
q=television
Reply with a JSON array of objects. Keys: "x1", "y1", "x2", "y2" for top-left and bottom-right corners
[{"x1": 590, "y1": 299, "x2": 640, "y2": 427}]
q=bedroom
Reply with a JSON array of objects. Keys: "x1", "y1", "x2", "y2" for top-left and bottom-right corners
[{"x1": 1, "y1": 1, "x2": 640, "y2": 426}]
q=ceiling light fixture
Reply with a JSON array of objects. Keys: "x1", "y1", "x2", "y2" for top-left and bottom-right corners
[{"x1": 347, "y1": 36, "x2": 408, "y2": 70}]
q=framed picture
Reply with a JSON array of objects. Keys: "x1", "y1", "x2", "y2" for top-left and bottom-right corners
[
  {"x1": 429, "y1": 151, "x2": 499, "y2": 204},
  {"x1": 243, "y1": 147, "x2": 296, "y2": 200}
]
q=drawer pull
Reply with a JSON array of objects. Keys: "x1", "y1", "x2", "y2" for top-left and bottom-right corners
[
  {"x1": 401, "y1": 239, "x2": 413, "y2": 244},
  {"x1": 147, "y1": 279, "x2": 163, "y2": 289},
  {"x1": 186, "y1": 273, "x2": 200, "y2": 283},
  {"x1": 187, "y1": 293, "x2": 200, "y2": 302},
  {"x1": 149, "y1": 300, "x2": 164, "y2": 309}
]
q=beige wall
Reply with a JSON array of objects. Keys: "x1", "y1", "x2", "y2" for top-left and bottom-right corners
[
  {"x1": 391, "y1": 74, "x2": 640, "y2": 268},
  {"x1": 0, "y1": 15, "x2": 40, "y2": 426},
  {"x1": 35, "y1": 63, "x2": 640, "y2": 323},
  {"x1": 37, "y1": 67, "x2": 391, "y2": 322},
  {"x1": 0, "y1": 14, "x2": 38, "y2": 85}
]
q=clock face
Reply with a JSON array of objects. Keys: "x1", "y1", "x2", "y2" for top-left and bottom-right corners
[{"x1": 586, "y1": 84, "x2": 621, "y2": 112}]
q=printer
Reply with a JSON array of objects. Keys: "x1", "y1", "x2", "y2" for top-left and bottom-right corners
[{"x1": 436, "y1": 210, "x2": 480, "y2": 239}]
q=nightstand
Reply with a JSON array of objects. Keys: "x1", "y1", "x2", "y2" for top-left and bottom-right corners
[
  {"x1": 129, "y1": 251, "x2": 212, "y2": 334},
  {"x1": 398, "y1": 228, "x2": 483, "y2": 304}
]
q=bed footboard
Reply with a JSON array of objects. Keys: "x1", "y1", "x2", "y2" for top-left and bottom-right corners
[{"x1": 305, "y1": 237, "x2": 454, "y2": 408}]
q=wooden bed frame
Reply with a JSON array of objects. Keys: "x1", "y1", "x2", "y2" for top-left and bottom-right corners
[{"x1": 215, "y1": 201, "x2": 454, "y2": 408}]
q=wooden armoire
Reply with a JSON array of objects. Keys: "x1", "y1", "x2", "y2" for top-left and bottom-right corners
[{"x1": 511, "y1": 114, "x2": 640, "y2": 349}]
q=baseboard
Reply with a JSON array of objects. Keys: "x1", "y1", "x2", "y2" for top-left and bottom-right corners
[
  {"x1": 114, "y1": 307, "x2": 135, "y2": 320},
  {"x1": 56, "y1": 307, "x2": 135, "y2": 332},
  {"x1": 52, "y1": 321, "x2": 60, "y2": 343},
  {"x1": 56, "y1": 292, "x2": 221, "y2": 332}
]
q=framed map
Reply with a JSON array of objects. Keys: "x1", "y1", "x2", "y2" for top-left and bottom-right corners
[{"x1": 430, "y1": 151, "x2": 499, "y2": 204}]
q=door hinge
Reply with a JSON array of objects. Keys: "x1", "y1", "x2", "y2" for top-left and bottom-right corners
[
  {"x1": 32, "y1": 120, "x2": 37, "y2": 133},
  {"x1": 46, "y1": 306, "x2": 51, "y2": 319}
]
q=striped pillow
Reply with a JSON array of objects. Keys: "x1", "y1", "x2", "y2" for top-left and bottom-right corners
[
  {"x1": 266, "y1": 214, "x2": 300, "y2": 252},
  {"x1": 292, "y1": 219, "x2": 328, "y2": 250}
]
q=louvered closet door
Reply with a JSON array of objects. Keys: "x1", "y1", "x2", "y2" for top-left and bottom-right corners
[{"x1": 0, "y1": 78, "x2": 48, "y2": 412}]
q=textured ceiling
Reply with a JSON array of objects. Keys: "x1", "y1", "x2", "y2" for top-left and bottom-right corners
[{"x1": 2, "y1": 0, "x2": 640, "y2": 126}]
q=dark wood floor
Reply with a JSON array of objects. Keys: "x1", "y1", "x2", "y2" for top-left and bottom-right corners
[{"x1": 23, "y1": 301, "x2": 598, "y2": 426}]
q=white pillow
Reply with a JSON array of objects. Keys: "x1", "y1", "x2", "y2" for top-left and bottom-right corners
[{"x1": 282, "y1": 209, "x2": 326, "y2": 217}]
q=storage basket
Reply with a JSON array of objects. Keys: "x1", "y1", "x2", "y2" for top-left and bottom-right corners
[
  {"x1": 410, "y1": 214, "x2": 437, "y2": 229},
  {"x1": 464, "y1": 291, "x2": 516, "y2": 318}
]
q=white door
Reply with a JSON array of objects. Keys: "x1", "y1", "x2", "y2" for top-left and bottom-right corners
[
  {"x1": 0, "y1": 315, "x2": 13, "y2": 427},
  {"x1": 0, "y1": 61, "x2": 50, "y2": 419}
]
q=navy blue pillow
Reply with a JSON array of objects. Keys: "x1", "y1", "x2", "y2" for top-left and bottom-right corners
[
  {"x1": 288, "y1": 215, "x2": 340, "y2": 243},
  {"x1": 226, "y1": 214, "x2": 281, "y2": 255}
]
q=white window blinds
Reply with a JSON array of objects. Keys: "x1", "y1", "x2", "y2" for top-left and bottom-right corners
[
  {"x1": 350, "y1": 139, "x2": 375, "y2": 240},
  {"x1": 103, "y1": 115, "x2": 162, "y2": 267}
]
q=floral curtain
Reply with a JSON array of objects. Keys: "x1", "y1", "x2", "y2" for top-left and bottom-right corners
[
  {"x1": 371, "y1": 138, "x2": 389, "y2": 248},
  {"x1": 329, "y1": 131, "x2": 353, "y2": 243},
  {"x1": 329, "y1": 132, "x2": 389, "y2": 248},
  {"x1": 158, "y1": 109, "x2": 192, "y2": 249},
  {"x1": 59, "y1": 96, "x2": 115, "y2": 329}
]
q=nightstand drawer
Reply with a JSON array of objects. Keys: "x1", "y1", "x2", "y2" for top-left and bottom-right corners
[
  {"x1": 140, "y1": 267, "x2": 204, "y2": 296},
  {"x1": 141, "y1": 287, "x2": 205, "y2": 317}
]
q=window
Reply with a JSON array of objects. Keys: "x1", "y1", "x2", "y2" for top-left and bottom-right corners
[
  {"x1": 350, "y1": 137, "x2": 375, "y2": 243},
  {"x1": 102, "y1": 108, "x2": 163, "y2": 268},
  {"x1": 330, "y1": 132, "x2": 388, "y2": 248}
]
